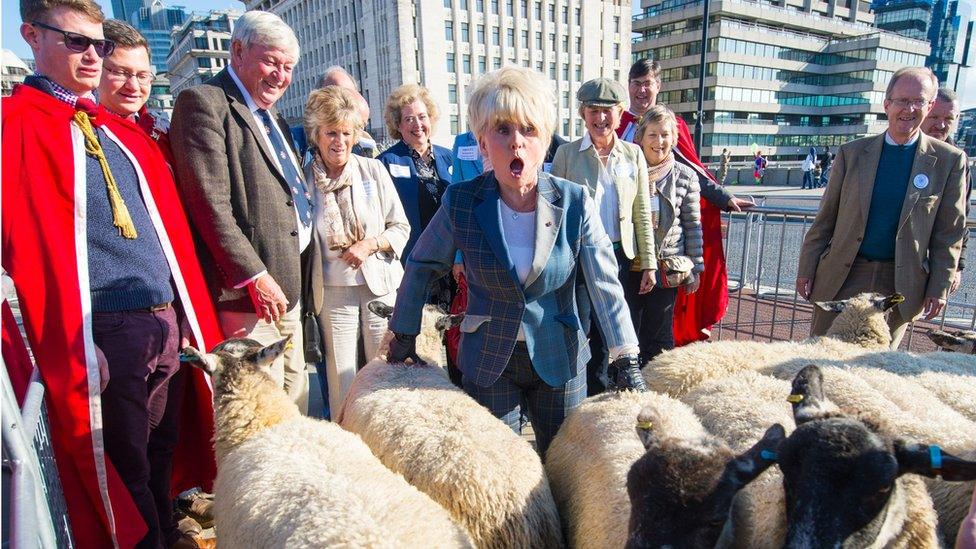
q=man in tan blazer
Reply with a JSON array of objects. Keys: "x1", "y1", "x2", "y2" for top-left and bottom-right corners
[{"x1": 796, "y1": 67, "x2": 968, "y2": 348}]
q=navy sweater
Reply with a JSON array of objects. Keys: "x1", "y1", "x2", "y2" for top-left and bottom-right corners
[{"x1": 858, "y1": 140, "x2": 918, "y2": 261}]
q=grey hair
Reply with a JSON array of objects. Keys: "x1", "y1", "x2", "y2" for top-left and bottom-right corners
[
  {"x1": 936, "y1": 87, "x2": 958, "y2": 104},
  {"x1": 318, "y1": 65, "x2": 357, "y2": 90},
  {"x1": 885, "y1": 66, "x2": 938, "y2": 100},
  {"x1": 232, "y1": 10, "x2": 300, "y2": 59}
]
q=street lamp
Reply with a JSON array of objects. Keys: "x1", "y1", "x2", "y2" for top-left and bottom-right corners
[{"x1": 693, "y1": 0, "x2": 711, "y2": 154}]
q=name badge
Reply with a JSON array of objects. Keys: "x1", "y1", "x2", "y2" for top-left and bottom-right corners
[
  {"x1": 457, "y1": 145, "x2": 480, "y2": 161},
  {"x1": 362, "y1": 179, "x2": 376, "y2": 198},
  {"x1": 913, "y1": 174, "x2": 929, "y2": 189},
  {"x1": 543, "y1": 162, "x2": 553, "y2": 173},
  {"x1": 389, "y1": 164, "x2": 411, "y2": 178},
  {"x1": 614, "y1": 163, "x2": 634, "y2": 178}
]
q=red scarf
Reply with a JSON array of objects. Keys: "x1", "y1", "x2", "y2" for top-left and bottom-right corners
[
  {"x1": 2, "y1": 84, "x2": 223, "y2": 548},
  {"x1": 617, "y1": 111, "x2": 729, "y2": 345}
]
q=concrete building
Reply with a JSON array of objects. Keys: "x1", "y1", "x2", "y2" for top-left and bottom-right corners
[
  {"x1": 632, "y1": 0, "x2": 930, "y2": 162},
  {"x1": 128, "y1": 0, "x2": 188, "y2": 73},
  {"x1": 871, "y1": 0, "x2": 975, "y2": 91},
  {"x1": 145, "y1": 72, "x2": 175, "y2": 116},
  {"x1": 1, "y1": 50, "x2": 32, "y2": 97},
  {"x1": 167, "y1": 10, "x2": 240, "y2": 97},
  {"x1": 246, "y1": 0, "x2": 633, "y2": 145},
  {"x1": 956, "y1": 106, "x2": 976, "y2": 156}
]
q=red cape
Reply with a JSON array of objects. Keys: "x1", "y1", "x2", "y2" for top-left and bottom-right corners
[
  {"x1": 2, "y1": 84, "x2": 223, "y2": 548},
  {"x1": 618, "y1": 111, "x2": 729, "y2": 346}
]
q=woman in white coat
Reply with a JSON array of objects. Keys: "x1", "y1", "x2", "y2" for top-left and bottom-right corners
[{"x1": 304, "y1": 85, "x2": 410, "y2": 412}]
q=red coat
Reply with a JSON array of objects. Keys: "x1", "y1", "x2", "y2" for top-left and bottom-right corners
[
  {"x1": 618, "y1": 111, "x2": 729, "y2": 346},
  {"x1": 2, "y1": 84, "x2": 223, "y2": 548}
]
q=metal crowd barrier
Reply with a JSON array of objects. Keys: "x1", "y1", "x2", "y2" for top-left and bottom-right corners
[{"x1": 716, "y1": 199, "x2": 976, "y2": 352}]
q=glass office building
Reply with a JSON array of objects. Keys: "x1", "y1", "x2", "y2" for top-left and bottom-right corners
[
  {"x1": 873, "y1": 0, "x2": 975, "y2": 90},
  {"x1": 633, "y1": 0, "x2": 930, "y2": 162},
  {"x1": 130, "y1": 0, "x2": 188, "y2": 73}
]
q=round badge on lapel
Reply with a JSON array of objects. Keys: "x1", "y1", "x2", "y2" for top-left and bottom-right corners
[{"x1": 913, "y1": 174, "x2": 929, "y2": 189}]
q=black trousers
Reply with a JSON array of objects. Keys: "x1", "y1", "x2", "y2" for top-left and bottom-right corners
[
  {"x1": 584, "y1": 246, "x2": 635, "y2": 396},
  {"x1": 626, "y1": 274, "x2": 679, "y2": 363}
]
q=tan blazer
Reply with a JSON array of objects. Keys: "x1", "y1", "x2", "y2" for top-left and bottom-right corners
[
  {"x1": 550, "y1": 136, "x2": 655, "y2": 270},
  {"x1": 797, "y1": 132, "x2": 968, "y2": 320}
]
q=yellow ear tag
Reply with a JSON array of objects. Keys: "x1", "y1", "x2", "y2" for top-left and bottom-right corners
[
  {"x1": 637, "y1": 420, "x2": 653, "y2": 430},
  {"x1": 285, "y1": 340, "x2": 294, "y2": 351},
  {"x1": 786, "y1": 394, "x2": 804, "y2": 403}
]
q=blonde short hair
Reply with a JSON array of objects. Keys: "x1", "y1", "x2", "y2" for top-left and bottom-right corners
[
  {"x1": 384, "y1": 84, "x2": 439, "y2": 140},
  {"x1": 304, "y1": 86, "x2": 363, "y2": 151},
  {"x1": 634, "y1": 104, "x2": 678, "y2": 144},
  {"x1": 467, "y1": 66, "x2": 556, "y2": 151}
]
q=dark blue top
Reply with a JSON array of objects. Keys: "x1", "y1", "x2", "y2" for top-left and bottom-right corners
[{"x1": 858, "y1": 139, "x2": 918, "y2": 261}]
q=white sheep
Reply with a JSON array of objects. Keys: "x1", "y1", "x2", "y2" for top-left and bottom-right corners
[
  {"x1": 338, "y1": 303, "x2": 564, "y2": 549},
  {"x1": 642, "y1": 292, "x2": 903, "y2": 398},
  {"x1": 182, "y1": 337, "x2": 473, "y2": 548}
]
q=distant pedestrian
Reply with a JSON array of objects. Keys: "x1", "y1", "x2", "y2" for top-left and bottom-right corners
[
  {"x1": 753, "y1": 151, "x2": 767, "y2": 184},
  {"x1": 801, "y1": 147, "x2": 816, "y2": 189},
  {"x1": 718, "y1": 147, "x2": 732, "y2": 184},
  {"x1": 817, "y1": 147, "x2": 832, "y2": 188}
]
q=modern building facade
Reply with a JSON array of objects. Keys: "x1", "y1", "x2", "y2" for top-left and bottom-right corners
[
  {"x1": 633, "y1": 0, "x2": 930, "y2": 162},
  {"x1": 167, "y1": 10, "x2": 240, "y2": 97},
  {"x1": 112, "y1": 0, "x2": 145, "y2": 25},
  {"x1": 128, "y1": 0, "x2": 187, "y2": 73},
  {"x1": 872, "y1": 0, "x2": 974, "y2": 91},
  {"x1": 2, "y1": 50, "x2": 32, "y2": 97},
  {"x1": 246, "y1": 0, "x2": 633, "y2": 145}
]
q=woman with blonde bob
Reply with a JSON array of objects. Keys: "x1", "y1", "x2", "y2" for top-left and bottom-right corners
[
  {"x1": 631, "y1": 105, "x2": 704, "y2": 361},
  {"x1": 384, "y1": 67, "x2": 646, "y2": 454},
  {"x1": 304, "y1": 85, "x2": 410, "y2": 414}
]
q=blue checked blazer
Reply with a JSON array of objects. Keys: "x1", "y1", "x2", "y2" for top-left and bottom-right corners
[{"x1": 390, "y1": 171, "x2": 638, "y2": 388}]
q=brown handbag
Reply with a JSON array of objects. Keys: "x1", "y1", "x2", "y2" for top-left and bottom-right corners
[{"x1": 657, "y1": 256, "x2": 695, "y2": 288}]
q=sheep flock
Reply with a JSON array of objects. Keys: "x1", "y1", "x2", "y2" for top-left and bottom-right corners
[{"x1": 182, "y1": 293, "x2": 976, "y2": 548}]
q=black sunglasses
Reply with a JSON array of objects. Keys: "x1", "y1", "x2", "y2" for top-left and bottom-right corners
[{"x1": 31, "y1": 21, "x2": 116, "y2": 57}]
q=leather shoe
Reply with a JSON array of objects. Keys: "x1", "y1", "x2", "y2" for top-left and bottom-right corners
[{"x1": 607, "y1": 355, "x2": 648, "y2": 392}]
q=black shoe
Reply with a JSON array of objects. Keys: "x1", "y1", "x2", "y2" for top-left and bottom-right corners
[{"x1": 607, "y1": 355, "x2": 649, "y2": 392}]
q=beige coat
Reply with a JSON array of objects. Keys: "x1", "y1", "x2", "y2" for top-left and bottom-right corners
[
  {"x1": 797, "y1": 132, "x2": 968, "y2": 320},
  {"x1": 551, "y1": 136, "x2": 655, "y2": 270}
]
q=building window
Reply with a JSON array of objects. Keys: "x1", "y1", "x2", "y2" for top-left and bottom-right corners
[
  {"x1": 521, "y1": 30, "x2": 529, "y2": 47},
  {"x1": 612, "y1": 43, "x2": 619, "y2": 59},
  {"x1": 445, "y1": 20, "x2": 454, "y2": 41},
  {"x1": 492, "y1": 0, "x2": 499, "y2": 14},
  {"x1": 479, "y1": 55, "x2": 487, "y2": 73},
  {"x1": 534, "y1": 1, "x2": 542, "y2": 18},
  {"x1": 574, "y1": 7, "x2": 580, "y2": 23},
  {"x1": 613, "y1": 15, "x2": 620, "y2": 31},
  {"x1": 562, "y1": 36, "x2": 569, "y2": 52},
  {"x1": 521, "y1": 0, "x2": 529, "y2": 16},
  {"x1": 447, "y1": 52, "x2": 456, "y2": 72},
  {"x1": 548, "y1": 4, "x2": 555, "y2": 20},
  {"x1": 535, "y1": 31, "x2": 543, "y2": 49},
  {"x1": 463, "y1": 54, "x2": 472, "y2": 73},
  {"x1": 451, "y1": 115, "x2": 459, "y2": 134},
  {"x1": 576, "y1": 37, "x2": 581, "y2": 53},
  {"x1": 449, "y1": 83, "x2": 458, "y2": 102},
  {"x1": 562, "y1": 6, "x2": 568, "y2": 23},
  {"x1": 562, "y1": 64, "x2": 569, "y2": 79},
  {"x1": 197, "y1": 57, "x2": 210, "y2": 68},
  {"x1": 494, "y1": 57, "x2": 502, "y2": 68},
  {"x1": 194, "y1": 37, "x2": 208, "y2": 49},
  {"x1": 562, "y1": 91, "x2": 569, "y2": 107},
  {"x1": 493, "y1": 27, "x2": 500, "y2": 45},
  {"x1": 461, "y1": 22, "x2": 470, "y2": 42},
  {"x1": 460, "y1": 0, "x2": 468, "y2": 8},
  {"x1": 506, "y1": 0, "x2": 513, "y2": 16},
  {"x1": 444, "y1": 0, "x2": 451, "y2": 6},
  {"x1": 477, "y1": 0, "x2": 484, "y2": 11},
  {"x1": 549, "y1": 33, "x2": 556, "y2": 50},
  {"x1": 478, "y1": 24, "x2": 486, "y2": 44},
  {"x1": 536, "y1": 60, "x2": 543, "y2": 71},
  {"x1": 507, "y1": 28, "x2": 515, "y2": 45},
  {"x1": 549, "y1": 62, "x2": 556, "y2": 78},
  {"x1": 563, "y1": 119, "x2": 570, "y2": 135},
  {"x1": 575, "y1": 65, "x2": 582, "y2": 80}
]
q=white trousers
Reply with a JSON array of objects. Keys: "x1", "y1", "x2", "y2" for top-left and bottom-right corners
[
  {"x1": 218, "y1": 302, "x2": 309, "y2": 414},
  {"x1": 319, "y1": 285, "x2": 394, "y2": 413}
]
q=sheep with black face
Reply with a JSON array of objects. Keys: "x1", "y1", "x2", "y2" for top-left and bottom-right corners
[
  {"x1": 625, "y1": 405, "x2": 784, "y2": 548},
  {"x1": 777, "y1": 365, "x2": 976, "y2": 548}
]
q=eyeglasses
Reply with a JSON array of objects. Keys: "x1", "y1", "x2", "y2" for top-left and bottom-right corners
[
  {"x1": 31, "y1": 21, "x2": 116, "y2": 57},
  {"x1": 629, "y1": 79, "x2": 658, "y2": 91},
  {"x1": 888, "y1": 98, "x2": 932, "y2": 109},
  {"x1": 103, "y1": 63, "x2": 156, "y2": 86}
]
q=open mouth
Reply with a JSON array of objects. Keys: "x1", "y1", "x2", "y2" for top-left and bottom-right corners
[{"x1": 509, "y1": 157, "x2": 524, "y2": 178}]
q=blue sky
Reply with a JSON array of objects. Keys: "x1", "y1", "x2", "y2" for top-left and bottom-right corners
[{"x1": 1, "y1": 0, "x2": 242, "y2": 58}]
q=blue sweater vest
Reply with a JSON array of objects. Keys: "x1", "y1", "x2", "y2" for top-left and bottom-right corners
[{"x1": 858, "y1": 140, "x2": 917, "y2": 261}]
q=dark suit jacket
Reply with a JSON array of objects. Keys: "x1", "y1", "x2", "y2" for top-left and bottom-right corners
[
  {"x1": 170, "y1": 68, "x2": 320, "y2": 313},
  {"x1": 377, "y1": 140, "x2": 454, "y2": 262}
]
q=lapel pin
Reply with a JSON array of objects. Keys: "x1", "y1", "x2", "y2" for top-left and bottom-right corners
[
  {"x1": 545, "y1": 221, "x2": 552, "y2": 227},
  {"x1": 913, "y1": 174, "x2": 929, "y2": 189}
]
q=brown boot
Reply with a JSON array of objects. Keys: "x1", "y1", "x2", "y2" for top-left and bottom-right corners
[{"x1": 176, "y1": 489, "x2": 215, "y2": 529}]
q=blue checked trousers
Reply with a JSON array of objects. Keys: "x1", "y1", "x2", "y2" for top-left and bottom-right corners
[{"x1": 463, "y1": 342, "x2": 586, "y2": 456}]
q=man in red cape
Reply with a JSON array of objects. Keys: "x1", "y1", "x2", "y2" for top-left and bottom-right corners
[
  {"x1": 3, "y1": 1, "x2": 222, "y2": 546},
  {"x1": 619, "y1": 59, "x2": 754, "y2": 346}
]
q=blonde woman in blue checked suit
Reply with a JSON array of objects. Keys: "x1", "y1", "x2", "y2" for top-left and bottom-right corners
[{"x1": 386, "y1": 67, "x2": 647, "y2": 455}]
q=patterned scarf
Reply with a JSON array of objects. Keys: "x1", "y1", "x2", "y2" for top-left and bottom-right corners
[
  {"x1": 312, "y1": 154, "x2": 365, "y2": 251},
  {"x1": 646, "y1": 151, "x2": 675, "y2": 187}
]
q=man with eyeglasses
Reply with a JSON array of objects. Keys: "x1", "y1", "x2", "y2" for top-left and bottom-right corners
[
  {"x1": 3, "y1": 1, "x2": 222, "y2": 548},
  {"x1": 98, "y1": 19, "x2": 175, "y2": 165},
  {"x1": 797, "y1": 67, "x2": 969, "y2": 348},
  {"x1": 170, "y1": 11, "x2": 314, "y2": 414}
]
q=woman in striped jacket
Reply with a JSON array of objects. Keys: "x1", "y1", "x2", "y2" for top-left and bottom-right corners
[{"x1": 629, "y1": 105, "x2": 704, "y2": 361}]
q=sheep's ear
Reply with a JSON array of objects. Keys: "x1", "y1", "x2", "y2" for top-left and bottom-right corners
[
  {"x1": 635, "y1": 406, "x2": 659, "y2": 450},
  {"x1": 180, "y1": 346, "x2": 220, "y2": 375},
  {"x1": 879, "y1": 293, "x2": 904, "y2": 311},
  {"x1": 789, "y1": 365, "x2": 829, "y2": 425},
  {"x1": 894, "y1": 440, "x2": 976, "y2": 481},
  {"x1": 252, "y1": 336, "x2": 291, "y2": 367},
  {"x1": 367, "y1": 301, "x2": 395, "y2": 319},
  {"x1": 814, "y1": 299, "x2": 847, "y2": 313},
  {"x1": 725, "y1": 423, "x2": 785, "y2": 489},
  {"x1": 435, "y1": 313, "x2": 464, "y2": 331}
]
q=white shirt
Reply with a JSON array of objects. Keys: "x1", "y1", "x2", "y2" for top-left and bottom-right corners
[
  {"x1": 228, "y1": 65, "x2": 312, "y2": 253},
  {"x1": 580, "y1": 133, "x2": 622, "y2": 243},
  {"x1": 884, "y1": 130, "x2": 921, "y2": 147},
  {"x1": 499, "y1": 199, "x2": 536, "y2": 341}
]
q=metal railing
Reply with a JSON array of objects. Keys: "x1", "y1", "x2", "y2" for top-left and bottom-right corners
[{"x1": 715, "y1": 200, "x2": 976, "y2": 351}]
